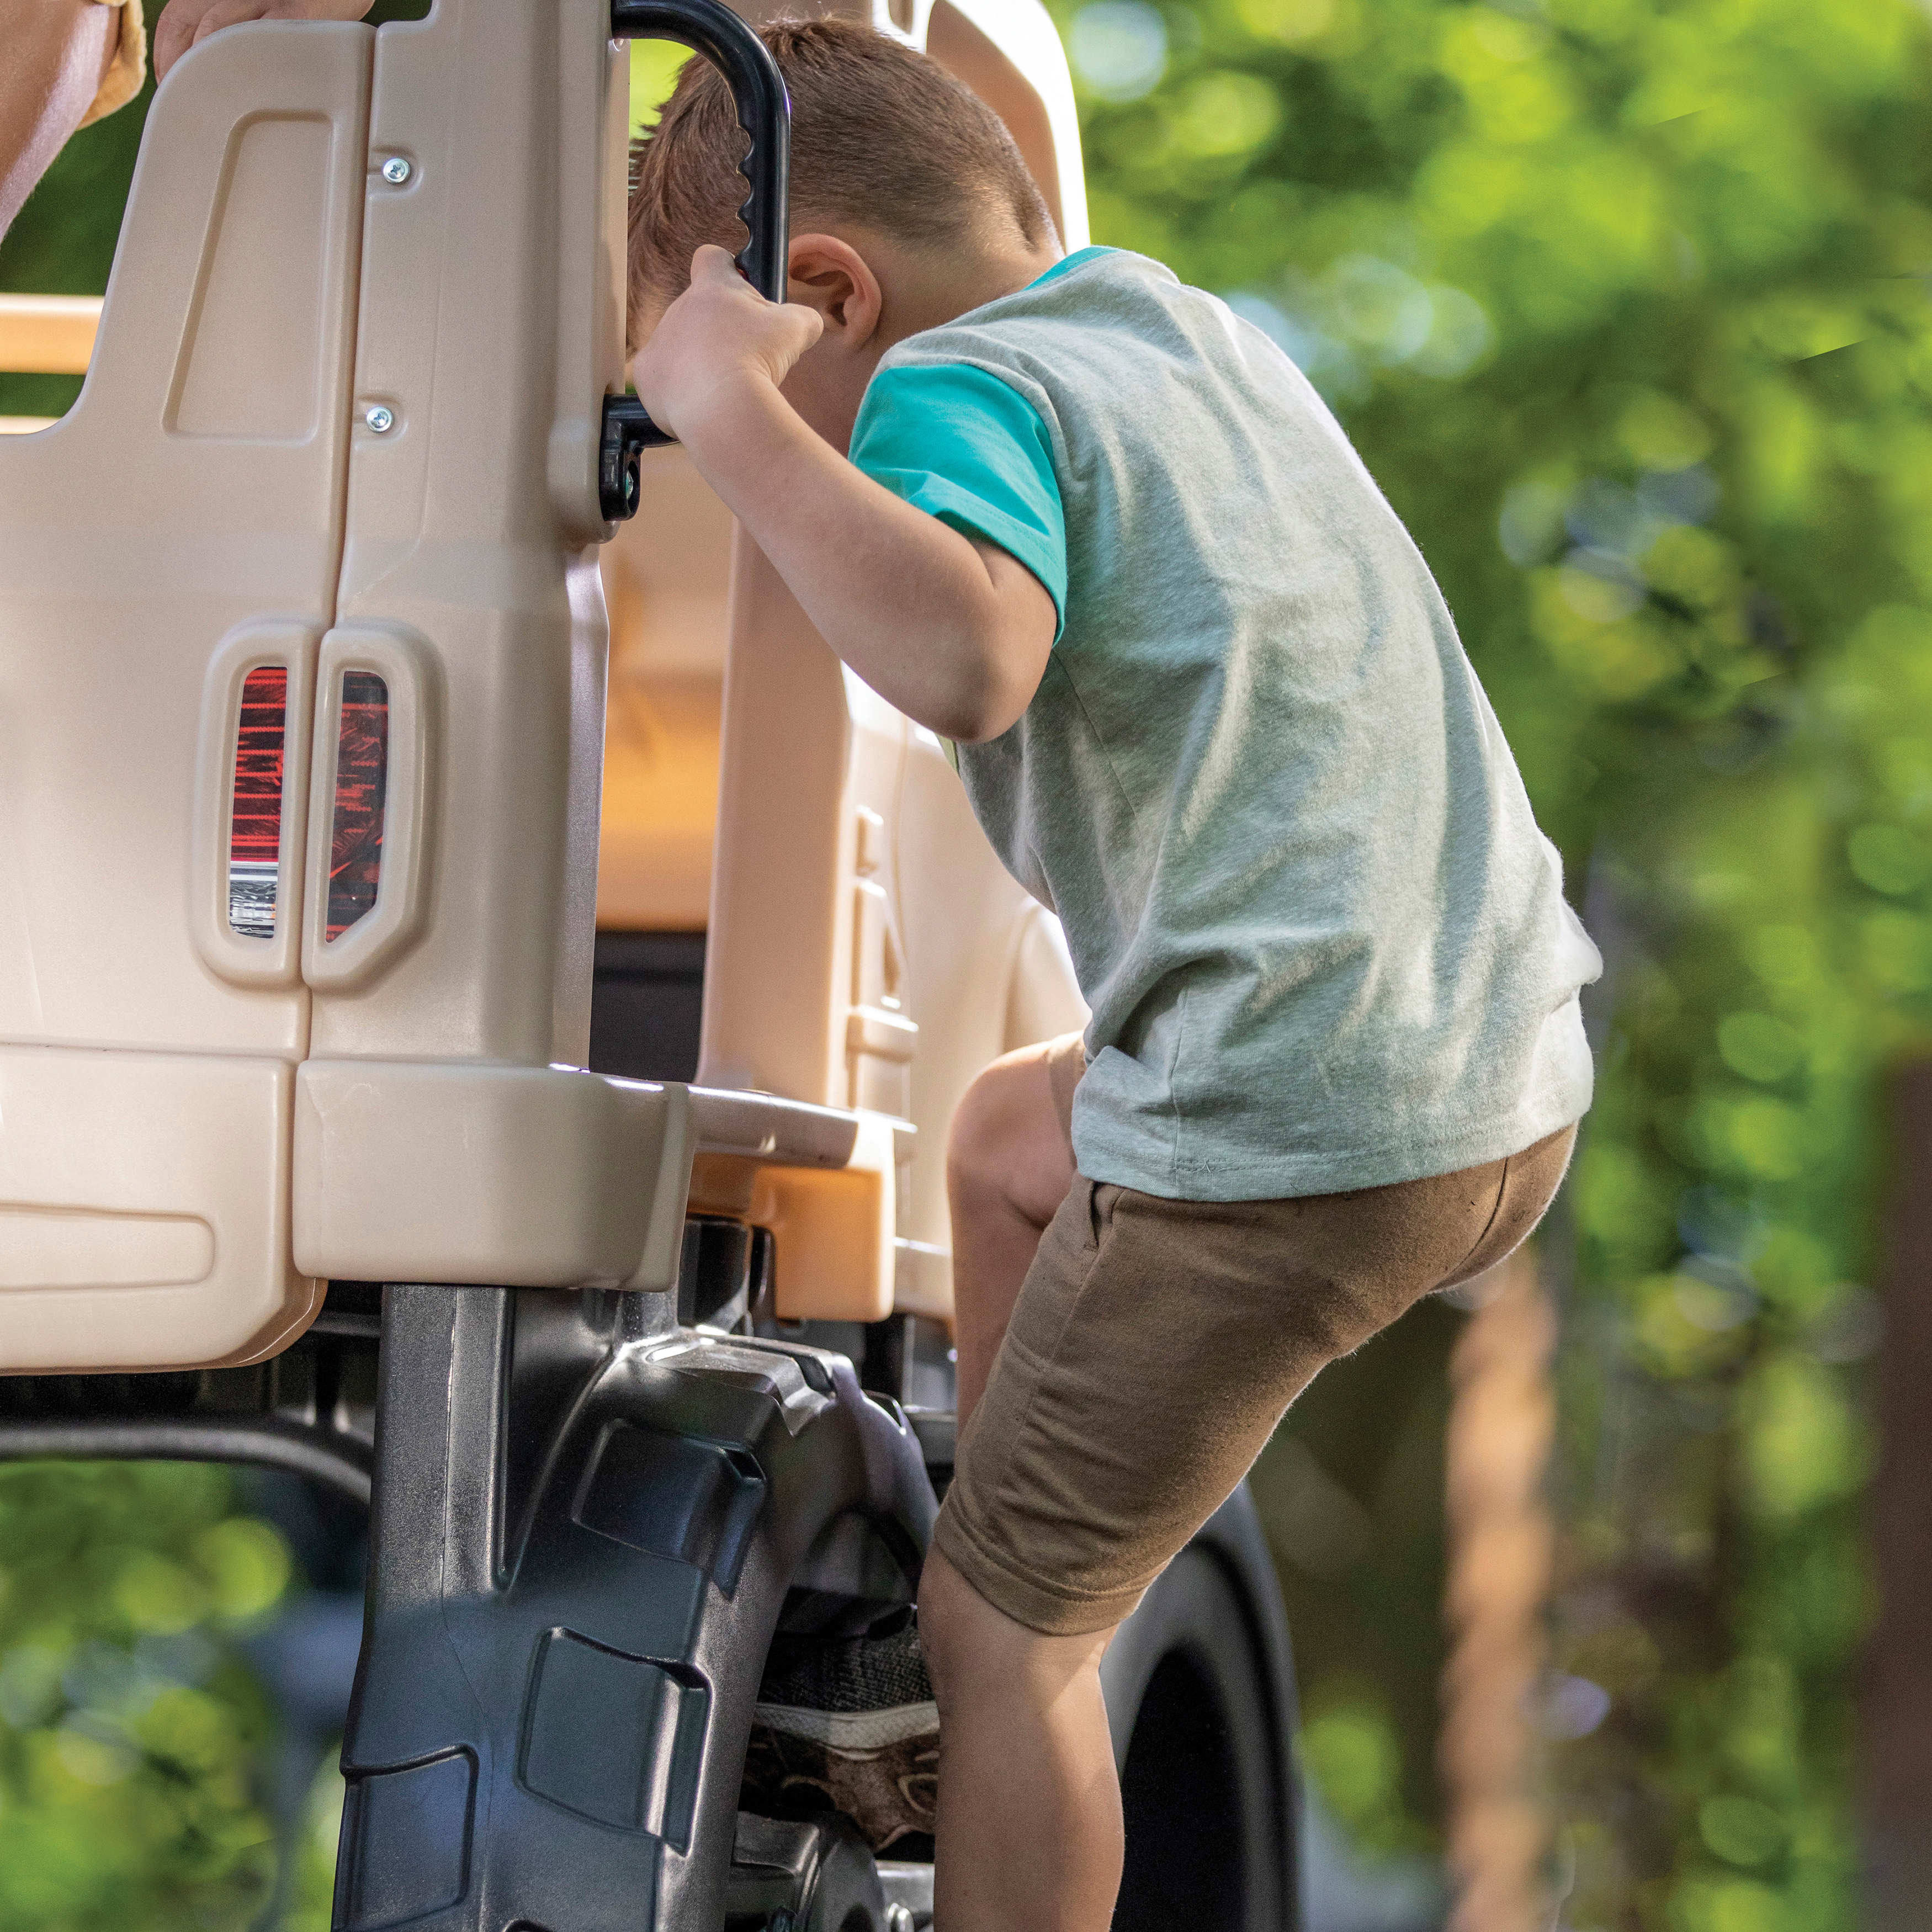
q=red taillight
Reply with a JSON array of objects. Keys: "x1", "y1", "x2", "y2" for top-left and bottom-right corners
[
  {"x1": 326, "y1": 671, "x2": 389, "y2": 942},
  {"x1": 227, "y1": 665, "x2": 286, "y2": 939}
]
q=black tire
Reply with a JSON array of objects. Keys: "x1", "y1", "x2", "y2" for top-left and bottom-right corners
[{"x1": 1101, "y1": 1484, "x2": 1302, "y2": 1932}]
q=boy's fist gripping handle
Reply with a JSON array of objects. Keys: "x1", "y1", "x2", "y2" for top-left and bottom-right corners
[{"x1": 601, "y1": 0, "x2": 791, "y2": 521}]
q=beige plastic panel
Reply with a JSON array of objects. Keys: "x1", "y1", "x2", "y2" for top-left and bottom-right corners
[
  {"x1": 311, "y1": 0, "x2": 628, "y2": 1072},
  {"x1": 596, "y1": 447, "x2": 732, "y2": 931},
  {"x1": 0, "y1": 1047, "x2": 313, "y2": 1370},
  {"x1": 0, "y1": 24, "x2": 367, "y2": 1057},
  {"x1": 0, "y1": 23, "x2": 372, "y2": 1368},
  {"x1": 172, "y1": 118, "x2": 339, "y2": 439},
  {"x1": 895, "y1": 726, "x2": 1087, "y2": 1280},
  {"x1": 280, "y1": 0, "x2": 723, "y2": 1291},
  {"x1": 293, "y1": 1063, "x2": 686, "y2": 1291},
  {"x1": 698, "y1": 534, "x2": 1087, "y2": 1324},
  {"x1": 592, "y1": 0, "x2": 1086, "y2": 935}
]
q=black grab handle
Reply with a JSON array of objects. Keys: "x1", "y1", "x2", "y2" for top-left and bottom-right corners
[{"x1": 600, "y1": 0, "x2": 792, "y2": 521}]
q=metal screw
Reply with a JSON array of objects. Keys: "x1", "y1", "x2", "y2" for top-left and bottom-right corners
[
  {"x1": 380, "y1": 156, "x2": 411, "y2": 185},
  {"x1": 885, "y1": 1907, "x2": 916, "y2": 1932},
  {"x1": 363, "y1": 405, "x2": 395, "y2": 433}
]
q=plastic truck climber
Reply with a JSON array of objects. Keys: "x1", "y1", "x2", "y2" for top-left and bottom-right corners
[{"x1": 0, "y1": 0, "x2": 1304, "y2": 1925}]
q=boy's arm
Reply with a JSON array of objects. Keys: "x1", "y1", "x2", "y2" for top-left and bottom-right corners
[{"x1": 636, "y1": 248, "x2": 1056, "y2": 746}]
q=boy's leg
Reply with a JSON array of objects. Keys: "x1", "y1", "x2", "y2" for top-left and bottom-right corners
[
  {"x1": 947, "y1": 1036, "x2": 1080, "y2": 1429},
  {"x1": 928, "y1": 1126, "x2": 1577, "y2": 1930},
  {"x1": 932, "y1": 1036, "x2": 1109, "y2": 1930},
  {"x1": 919, "y1": 1547, "x2": 1122, "y2": 1932}
]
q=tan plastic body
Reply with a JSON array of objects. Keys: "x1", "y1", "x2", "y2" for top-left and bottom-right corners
[
  {"x1": 0, "y1": 4, "x2": 667, "y2": 1371},
  {"x1": 0, "y1": 0, "x2": 1086, "y2": 1366},
  {"x1": 0, "y1": 26, "x2": 371, "y2": 1367}
]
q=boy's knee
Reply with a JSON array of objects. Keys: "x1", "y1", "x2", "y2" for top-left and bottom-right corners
[
  {"x1": 947, "y1": 1045, "x2": 1070, "y2": 1222},
  {"x1": 918, "y1": 1543, "x2": 1114, "y2": 1711},
  {"x1": 948, "y1": 1052, "x2": 1029, "y2": 1177}
]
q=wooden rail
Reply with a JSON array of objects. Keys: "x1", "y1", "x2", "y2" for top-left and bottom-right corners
[
  {"x1": 0, "y1": 295, "x2": 101, "y2": 431},
  {"x1": 0, "y1": 294, "x2": 101, "y2": 374}
]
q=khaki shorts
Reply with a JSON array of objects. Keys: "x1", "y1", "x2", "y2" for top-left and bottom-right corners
[{"x1": 935, "y1": 1032, "x2": 1575, "y2": 1636}]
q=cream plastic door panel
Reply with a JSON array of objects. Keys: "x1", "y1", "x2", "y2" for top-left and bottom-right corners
[
  {"x1": 0, "y1": 24, "x2": 368, "y2": 1057},
  {"x1": 894, "y1": 724, "x2": 1087, "y2": 1268},
  {"x1": 282, "y1": 0, "x2": 698, "y2": 1293},
  {"x1": 312, "y1": 0, "x2": 626, "y2": 1069},
  {"x1": 0, "y1": 23, "x2": 370, "y2": 1368},
  {"x1": 699, "y1": 533, "x2": 856, "y2": 1102}
]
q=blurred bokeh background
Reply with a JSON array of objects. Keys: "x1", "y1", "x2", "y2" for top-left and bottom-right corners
[{"x1": 2, "y1": 0, "x2": 1925, "y2": 1925}]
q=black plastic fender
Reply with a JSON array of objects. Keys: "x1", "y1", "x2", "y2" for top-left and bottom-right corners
[{"x1": 332, "y1": 1283, "x2": 933, "y2": 1932}]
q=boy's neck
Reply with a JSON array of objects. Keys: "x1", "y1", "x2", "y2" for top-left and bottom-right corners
[{"x1": 868, "y1": 227, "x2": 1066, "y2": 355}]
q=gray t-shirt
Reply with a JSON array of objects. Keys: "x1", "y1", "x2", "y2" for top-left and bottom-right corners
[{"x1": 855, "y1": 248, "x2": 1600, "y2": 1201}]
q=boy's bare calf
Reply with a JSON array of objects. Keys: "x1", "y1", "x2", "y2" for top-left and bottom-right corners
[
  {"x1": 919, "y1": 1545, "x2": 1122, "y2": 1932},
  {"x1": 937, "y1": 1028, "x2": 1576, "y2": 1929}
]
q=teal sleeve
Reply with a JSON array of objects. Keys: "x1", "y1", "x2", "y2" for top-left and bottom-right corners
[{"x1": 848, "y1": 363, "x2": 1068, "y2": 640}]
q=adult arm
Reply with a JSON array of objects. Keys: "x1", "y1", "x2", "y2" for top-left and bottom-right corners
[{"x1": 0, "y1": 0, "x2": 121, "y2": 239}]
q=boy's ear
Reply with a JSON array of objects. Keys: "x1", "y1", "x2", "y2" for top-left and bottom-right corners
[{"x1": 786, "y1": 233, "x2": 884, "y2": 349}]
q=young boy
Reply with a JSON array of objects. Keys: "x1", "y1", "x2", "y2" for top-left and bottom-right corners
[{"x1": 629, "y1": 18, "x2": 1597, "y2": 1929}]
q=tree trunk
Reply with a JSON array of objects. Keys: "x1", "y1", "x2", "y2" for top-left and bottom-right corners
[{"x1": 1441, "y1": 1249, "x2": 1555, "y2": 1932}]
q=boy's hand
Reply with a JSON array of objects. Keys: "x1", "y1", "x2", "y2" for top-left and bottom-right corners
[
  {"x1": 631, "y1": 245, "x2": 824, "y2": 446},
  {"x1": 638, "y1": 243, "x2": 1052, "y2": 744},
  {"x1": 154, "y1": 0, "x2": 373, "y2": 81}
]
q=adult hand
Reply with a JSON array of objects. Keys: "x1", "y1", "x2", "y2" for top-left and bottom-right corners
[{"x1": 153, "y1": 0, "x2": 375, "y2": 82}]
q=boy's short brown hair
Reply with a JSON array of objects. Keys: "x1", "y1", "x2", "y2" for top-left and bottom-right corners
[{"x1": 627, "y1": 17, "x2": 1055, "y2": 347}]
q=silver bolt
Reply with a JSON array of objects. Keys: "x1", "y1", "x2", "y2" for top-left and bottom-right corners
[
  {"x1": 885, "y1": 1907, "x2": 916, "y2": 1932},
  {"x1": 380, "y1": 156, "x2": 411, "y2": 185},
  {"x1": 363, "y1": 404, "x2": 395, "y2": 433}
]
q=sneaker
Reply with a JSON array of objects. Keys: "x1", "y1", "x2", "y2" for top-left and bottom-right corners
[{"x1": 742, "y1": 1614, "x2": 940, "y2": 1854}]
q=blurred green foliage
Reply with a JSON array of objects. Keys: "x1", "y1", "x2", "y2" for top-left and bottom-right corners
[
  {"x1": 0, "y1": 1464, "x2": 291, "y2": 1930},
  {"x1": 1054, "y1": 0, "x2": 1930, "y2": 1922}
]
